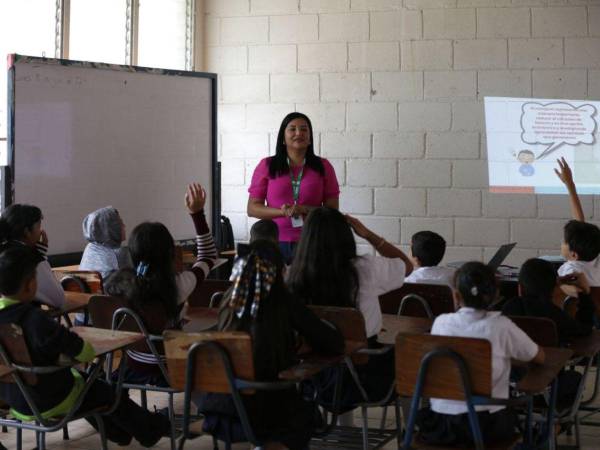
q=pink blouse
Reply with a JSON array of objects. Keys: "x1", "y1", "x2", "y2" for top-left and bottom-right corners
[{"x1": 248, "y1": 157, "x2": 340, "y2": 242}]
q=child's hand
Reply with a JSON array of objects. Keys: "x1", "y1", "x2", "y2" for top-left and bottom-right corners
[
  {"x1": 39, "y1": 230, "x2": 48, "y2": 247},
  {"x1": 346, "y1": 214, "x2": 372, "y2": 240},
  {"x1": 185, "y1": 183, "x2": 206, "y2": 213},
  {"x1": 554, "y1": 157, "x2": 575, "y2": 188}
]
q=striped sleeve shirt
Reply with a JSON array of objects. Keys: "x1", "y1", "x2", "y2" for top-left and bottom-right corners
[{"x1": 176, "y1": 210, "x2": 218, "y2": 304}]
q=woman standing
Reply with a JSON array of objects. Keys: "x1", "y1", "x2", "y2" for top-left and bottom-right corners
[{"x1": 247, "y1": 112, "x2": 340, "y2": 263}]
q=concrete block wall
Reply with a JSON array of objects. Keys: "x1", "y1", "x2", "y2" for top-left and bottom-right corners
[{"x1": 205, "y1": 0, "x2": 600, "y2": 265}]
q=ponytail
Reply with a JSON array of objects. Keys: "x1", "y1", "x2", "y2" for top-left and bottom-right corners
[{"x1": 454, "y1": 261, "x2": 497, "y2": 309}]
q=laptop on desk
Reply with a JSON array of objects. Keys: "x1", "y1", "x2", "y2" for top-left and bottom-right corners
[{"x1": 447, "y1": 243, "x2": 517, "y2": 271}]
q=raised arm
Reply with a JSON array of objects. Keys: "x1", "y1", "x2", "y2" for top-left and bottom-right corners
[
  {"x1": 185, "y1": 183, "x2": 217, "y2": 283},
  {"x1": 555, "y1": 157, "x2": 585, "y2": 222},
  {"x1": 346, "y1": 214, "x2": 413, "y2": 275}
]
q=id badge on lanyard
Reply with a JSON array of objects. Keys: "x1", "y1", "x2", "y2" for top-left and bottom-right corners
[{"x1": 289, "y1": 158, "x2": 305, "y2": 228}]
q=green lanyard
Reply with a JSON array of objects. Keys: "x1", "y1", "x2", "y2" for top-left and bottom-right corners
[{"x1": 288, "y1": 157, "x2": 305, "y2": 204}]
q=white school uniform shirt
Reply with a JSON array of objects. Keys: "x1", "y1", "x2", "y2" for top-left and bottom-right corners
[
  {"x1": 558, "y1": 257, "x2": 600, "y2": 287},
  {"x1": 405, "y1": 266, "x2": 456, "y2": 288},
  {"x1": 430, "y1": 308, "x2": 539, "y2": 415},
  {"x1": 352, "y1": 254, "x2": 406, "y2": 338}
]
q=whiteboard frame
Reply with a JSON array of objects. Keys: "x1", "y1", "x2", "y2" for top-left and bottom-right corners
[{"x1": 5, "y1": 54, "x2": 220, "y2": 260}]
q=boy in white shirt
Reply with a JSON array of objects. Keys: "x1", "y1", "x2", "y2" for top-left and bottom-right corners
[
  {"x1": 416, "y1": 261, "x2": 544, "y2": 446},
  {"x1": 554, "y1": 158, "x2": 600, "y2": 286},
  {"x1": 405, "y1": 231, "x2": 455, "y2": 288}
]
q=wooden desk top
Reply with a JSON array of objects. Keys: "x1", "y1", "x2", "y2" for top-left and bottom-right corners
[
  {"x1": 71, "y1": 326, "x2": 144, "y2": 357},
  {"x1": 182, "y1": 306, "x2": 219, "y2": 333},
  {"x1": 45, "y1": 291, "x2": 93, "y2": 317},
  {"x1": 516, "y1": 347, "x2": 573, "y2": 394},
  {"x1": 568, "y1": 330, "x2": 600, "y2": 358},
  {"x1": 52, "y1": 265, "x2": 80, "y2": 271},
  {"x1": 279, "y1": 341, "x2": 366, "y2": 382},
  {"x1": 378, "y1": 315, "x2": 433, "y2": 345}
]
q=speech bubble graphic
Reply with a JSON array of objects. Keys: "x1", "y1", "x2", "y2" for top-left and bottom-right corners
[{"x1": 520, "y1": 102, "x2": 597, "y2": 159}]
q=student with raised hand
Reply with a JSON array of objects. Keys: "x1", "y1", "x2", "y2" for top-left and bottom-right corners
[
  {"x1": 247, "y1": 112, "x2": 340, "y2": 263},
  {"x1": 105, "y1": 183, "x2": 217, "y2": 385},
  {"x1": 79, "y1": 206, "x2": 132, "y2": 279},
  {"x1": 417, "y1": 262, "x2": 544, "y2": 446},
  {"x1": 555, "y1": 157, "x2": 585, "y2": 222},
  {"x1": 0, "y1": 245, "x2": 170, "y2": 447},
  {"x1": 286, "y1": 207, "x2": 412, "y2": 405},
  {"x1": 0, "y1": 204, "x2": 64, "y2": 308},
  {"x1": 199, "y1": 239, "x2": 344, "y2": 450},
  {"x1": 558, "y1": 220, "x2": 600, "y2": 287}
]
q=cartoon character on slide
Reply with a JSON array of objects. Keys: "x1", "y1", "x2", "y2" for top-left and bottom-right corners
[{"x1": 517, "y1": 150, "x2": 535, "y2": 177}]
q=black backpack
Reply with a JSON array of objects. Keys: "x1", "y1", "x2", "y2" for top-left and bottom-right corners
[{"x1": 217, "y1": 215, "x2": 235, "y2": 251}]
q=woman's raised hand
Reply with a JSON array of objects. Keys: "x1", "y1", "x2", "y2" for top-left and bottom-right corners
[{"x1": 185, "y1": 183, "x2": 207, "y2": 214}]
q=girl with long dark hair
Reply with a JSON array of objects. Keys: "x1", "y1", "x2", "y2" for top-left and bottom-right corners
[
  {"x1": 199, "y1": 239, "x2": 344, "y2": 449},
  {"x1": 105, "y1": 183, "x2": 217, "y2": 385},
  {"x1": 287, "y1": 207, "x2": 412, "y2": 407},
  {"x1": 247, "y1": 112, "x2": 340, "y2": 263}
]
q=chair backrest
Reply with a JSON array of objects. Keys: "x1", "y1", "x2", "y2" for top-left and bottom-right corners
[
  {"x1": 88, "y1": 295, "x2": 129, "y2": 330},
  {"x1": 398, "y1": 294, "x2": 434, "y2": 319},
  {"x1": 53, "y1": 269, "x2": 103, "y2": 294},
  {"x1": 163, "y1": 330, "x2": 254, "y2": 393},
  {"x1": 395, "y1": 333, "x2": 492, "y2": 400},
  {"x1": 380, "y1": 283, "x2": 454, "y2": 316},
  {"x1": 507, "y1": 316, "x2": 559, "y2": 347},
  {"x1": 308, "y1": 305, "x2": 368, "y2": 363},
  {"x1": 308, "y1": 305, "x2": 367, "y2": 343},
  {"x1": 0, "y1": 324, "x2": 37, "y2": 385},
  {"x1": 187, "y1": 279, "x2": 233, "y2": 307}
]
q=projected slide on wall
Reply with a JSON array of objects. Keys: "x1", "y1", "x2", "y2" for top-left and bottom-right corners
[{"x1": 485, "y1": 97, "x2": 600, "y2": 194}]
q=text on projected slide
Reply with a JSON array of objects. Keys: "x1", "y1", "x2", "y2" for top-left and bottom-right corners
[{"x1": 485, "y1": 97, "x2": 599, "y2": 194}]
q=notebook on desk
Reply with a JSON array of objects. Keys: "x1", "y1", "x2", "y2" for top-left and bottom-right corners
[{"x1": 447, "y1": 243, "x2": 517, "y2": 271}]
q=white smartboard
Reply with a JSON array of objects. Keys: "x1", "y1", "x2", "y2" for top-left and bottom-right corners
[{"x1": 7, "y1": 55, "x2": 217, "y2": 255}]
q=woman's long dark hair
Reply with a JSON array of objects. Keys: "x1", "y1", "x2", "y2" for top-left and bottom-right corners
[
  {"x1": 287, "y1": 207, "x2": 359, "y2": 307},
  {"x1": 0, "y1": 204, "x2": 42, "y2": 243},
  {"x1": 105, "y1": 222, "x2": 179, "y2": 322},
  {"x1": 268, "y1": 112, "x2": 324, "y2": 178}
]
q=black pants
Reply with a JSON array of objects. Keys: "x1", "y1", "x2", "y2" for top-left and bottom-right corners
[
  {"x1": 75, "y1": 374, "x2": 168, "y2": 447},
  {"x1": 415, "y1": 407, "x2": 516, "y2": 446}
]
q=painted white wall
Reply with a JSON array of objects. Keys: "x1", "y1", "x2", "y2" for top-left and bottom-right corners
[{"x1": 204, "y1": 0, "x2": 600, "y2": 265}]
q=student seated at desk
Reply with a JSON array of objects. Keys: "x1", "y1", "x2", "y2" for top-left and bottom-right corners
[
  {"x1": 199, "y1": 239, "x2": 344, "y2": 450},
  {"x1": 405, "y1": 231, "x2": 455, "y2": 287},
  {"x1": 287, "y1": 207, "x2": 412, "y2": 405},
  {"x1": 503, "y1": 258, "x2": 594, "y2": 343},
  {"x1": 250, "y1": 219, "x2": 279, "y2": 244},
  {"x1": 555, "y1": 158, "x2": 600, "y2": 286},
  {"x1": 417, "y1": 262, "x2": 544, "y2": 446},
  {"x1": 0, "y1": 204, "x2": 64, "y2": 308},
  {"x1": 105, "y1": 183, "x2": 217, "y2": 386},
  {"x1": 503, "y1": 258, "x2": 593, "y2": 412},
  {"x1": 0, "y1": 246, "x2": 170, "y2": 447},
  {"x1": 79, "y1": 206, "x2": 132, "y2": 279}
]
